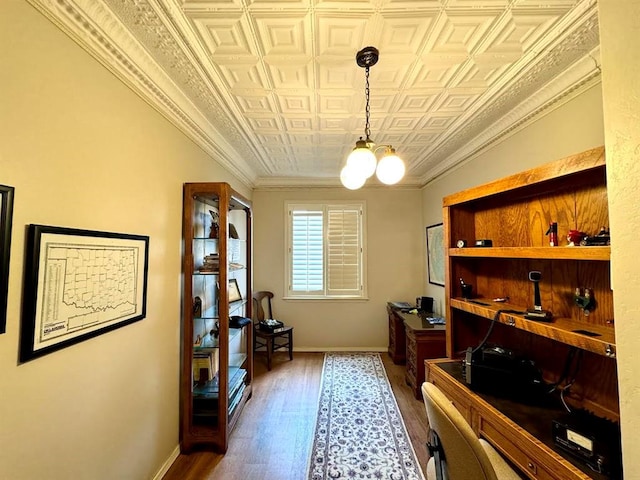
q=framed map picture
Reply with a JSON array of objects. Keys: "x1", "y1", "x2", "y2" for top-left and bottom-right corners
[
  {"x1": 0, "y1": 184, "x2": 14, "y2": 334},
  {"x1": 426, "y1": 223, "x2": 445, "y2": 287},
  {"x1": 20, "y1": 225, "x2": 149, "y2": 362}
]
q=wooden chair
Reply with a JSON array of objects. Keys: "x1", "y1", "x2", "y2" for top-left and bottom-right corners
[
  {"x1": 421, "y1": 382, "x2": 521, "y2": 480},
  {"x1": 252, "y1": 291, "x2": 293, "y2": 371}
]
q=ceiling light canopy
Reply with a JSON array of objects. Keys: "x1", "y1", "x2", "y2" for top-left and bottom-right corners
[{"x1": 340, "y1": 46, "x2": 405, "y2": 190}]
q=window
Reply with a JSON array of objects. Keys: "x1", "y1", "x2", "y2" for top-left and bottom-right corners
[{"x1": 285, "y1": 202, "x2": 366, "y2": 299}]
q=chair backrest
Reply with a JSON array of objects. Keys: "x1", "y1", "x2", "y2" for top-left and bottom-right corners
[
  {"x1": 252, "y1": 291, "x2": 274, "y2": 322},
  {"x1": 422, "y1": 382, "x2": 498, "y2": 480}
]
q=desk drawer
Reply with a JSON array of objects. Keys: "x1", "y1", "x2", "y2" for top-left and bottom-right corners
[{"x1": 479, "y1": 416, "x2": 557, "y2": 480}]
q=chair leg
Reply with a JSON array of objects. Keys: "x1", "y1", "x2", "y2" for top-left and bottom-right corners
[
  {"x1": 266, "y1": 336, "x2": 273, "y2": 371},
  {"x1": 288, "y1": 331, "x2": 293, "y2": 361}
]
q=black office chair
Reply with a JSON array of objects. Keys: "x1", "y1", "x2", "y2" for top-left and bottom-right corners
[{"x1": 252, "y1": 291, "x2": 293, "y2": 371}]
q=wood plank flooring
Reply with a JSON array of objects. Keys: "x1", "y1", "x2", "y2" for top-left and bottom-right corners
[{"x1": 163, "y1": 352, "x2": 430, "y2": 480}]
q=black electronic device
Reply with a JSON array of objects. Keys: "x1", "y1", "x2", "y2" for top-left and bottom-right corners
[
  {"x1": 552, "y1": 409, "x2": 622, "y2": 476},
  {"x1": 463, "y1": 345, "x2": 546, "y2": 401},
  {"x1": 525, "y1": 271, "x2": 553, "y2": 321},
  {"x1": 474, "y1": 239, "x2": 493, "y2": 247}
]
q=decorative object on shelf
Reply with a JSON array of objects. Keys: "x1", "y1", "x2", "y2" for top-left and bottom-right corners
[
  {"x1": 580, "y1": 227, "x2": 611, "y2": 246},
  {"x1": 546, "y1": 222, "x2": 559, "y2": 246},
  {"x1": 228, "y1": 223, "x2": 239, "y2": 239},
  {"x1": 208, "y1": 209, "x2": 219, "y2": 239},
  {"x1": 474, "y1": 239, "x2": 493, "y2": 247},
  {"x1": 340, "y1": 46, "x2": 405, "y2": 189},
  {"x1": 459, "y1": 278, "x2": 474, "y2": 299},
  {"x1": 567, "y1": 229, "x2": 587, "y2": 246},
  {"x1": 199, "y1": 253, "x2": 219, "y2": 272},
  {"x1": 574, "y1": 287, "x2": 594, "y2": 316},
  {"x1": 193, "y1": 296, "x2": 202, "y2": 317},
  {"x1": 228, "y1": 278, "x2": 242, "y2": 303},
  {"x1": 456, "y1": 239, "x2": 467, "y2": 248},
  {"x1": 524, "y1": 271, "x2": 553, "y2": 321},
  {"x1": 0, "y1": 184, "x2": 14, "y2": 334},
  {"x1": 20, "y1": 225, "x2": 149, "y2": 362},
  {"x1": 427, "y1": 223, "x2": 445, "y2": 286}
]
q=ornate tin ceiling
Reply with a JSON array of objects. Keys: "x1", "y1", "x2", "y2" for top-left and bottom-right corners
[{"x1": 29, "y1": 0, "x2": 600, "y2": 187}]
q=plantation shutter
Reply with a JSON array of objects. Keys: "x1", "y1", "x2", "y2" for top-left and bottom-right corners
[
  {"x1": 290, "y1": 209, "x2": 323, "y2": 293},
  {"x1": 327, "y1": 205, "x2": 362, "y2": 296}
]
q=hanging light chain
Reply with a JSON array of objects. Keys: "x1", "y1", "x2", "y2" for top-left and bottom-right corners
[{"x1": 364, "y1": 65, "x2": 371, "y2": 141}]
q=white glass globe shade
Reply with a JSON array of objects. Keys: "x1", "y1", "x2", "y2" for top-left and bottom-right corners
[
  {"x1": 375, "y1": 152, "x2": 405, "y2": 185},
  {"x1": 340, "y1": 164, "x2": 366, "y2": 190},
  {"x1": 346, "y1": 146, "x2": 377, "y2": 179}
]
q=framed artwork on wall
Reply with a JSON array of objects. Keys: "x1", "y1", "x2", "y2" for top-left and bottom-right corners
[
  {"x1": 426, "y1": 223, "x2": 445, "y2": 287},
  {"x1": 0, "y1": 184, "x2": 15, "y2": 334},
  {"x1": 20, "y1": 224, "x2": 149, "y2": 362}
]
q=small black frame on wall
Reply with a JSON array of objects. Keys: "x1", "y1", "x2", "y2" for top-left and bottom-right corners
[
  {"x1": 0, "y1": 184, "x2": 15, "y2": 334},
  {"x1": 426, "y1": 223, "x2": 445, "y2": 287},
  {"x1": 20, "y1": 224, "x2": 149, "y2": 361}
]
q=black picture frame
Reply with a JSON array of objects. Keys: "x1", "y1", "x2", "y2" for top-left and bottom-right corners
[
  {"x1": 426, "y1": 223, "x2": 445, "y2": 287},
  {"x1": 0, "y1": 184, "x2": 15, "y2": 334},
  {"x1": 228, "y1": 278, "x2": 242, "y2": 303},
  {"x1": 20, "y1": 224, "x2": 149, "y2": 362}
]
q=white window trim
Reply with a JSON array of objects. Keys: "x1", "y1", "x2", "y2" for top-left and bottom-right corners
[{"x1": 284, "y1": 201, "x2": 368, "y2": 300}]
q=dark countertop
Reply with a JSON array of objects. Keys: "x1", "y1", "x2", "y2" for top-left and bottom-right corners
[{"x1": 396, "y1": 310, "x2": 446, "y2": 332}]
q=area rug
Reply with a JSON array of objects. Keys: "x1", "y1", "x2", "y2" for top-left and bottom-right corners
[{"x1": 306, "y1": 352, "x2": 425, "y2": 480}]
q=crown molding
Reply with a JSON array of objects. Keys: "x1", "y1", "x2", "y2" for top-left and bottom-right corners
[
  {"x1": 419, "y1": 45, "x2": 602, "y2": 187},
  {"x1": 27, "y1": 0, "x2": 257, "y2": 188}
]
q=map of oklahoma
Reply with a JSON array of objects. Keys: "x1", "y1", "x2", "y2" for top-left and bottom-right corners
[{"x1": 38, "y1": 243, "x2": 140, "y2": 344}]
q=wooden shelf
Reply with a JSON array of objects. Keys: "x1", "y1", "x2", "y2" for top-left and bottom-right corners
[
  {"x1": 449, "y1": 246, "x2": 610, "y2": 261},
  {"x1": 450, "y1": 298, "x2": 616, "y2": 357}
]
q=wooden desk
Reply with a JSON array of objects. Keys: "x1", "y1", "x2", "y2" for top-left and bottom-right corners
[
  {"x1": 386, "y1": 304, "x2": 406, "y2": 364},
  {"x1": 425, "y1": 359, "x2": 614, "y2": 480},
  {"x1": 400, "y1": 312, "x2": 446, "y2": 399}
]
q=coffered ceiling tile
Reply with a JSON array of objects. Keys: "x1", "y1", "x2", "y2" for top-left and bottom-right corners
[
  {"x1": 478, "y1": 10, "x2": 564, "y2": 56},
  {"x1": 255, "y1": 133, "x2": 288, "y2": 145},
  {"x1": 277, "y1": 94, "x2": 314, "y2": 115},
  {"x1": 450, "y1": 57, "x2": 513, "y2": 88},
  {"x1": 394, "y1": 91, "x2": 441, "y2": 113},
  {"x1": 318, "y1": 92, "x2": 357, "y2": 114},
  {"x1": 266, "y1": 61, "x2": 313, "y2": 89},
  {"x1": 419, "y1": 113, "x2": 459, "y2": 131},
  {"x1": 408, "y1": 55, "x2": 468, "y2": 89},
  {"x1": 252, "y1": 13, "x2": 312, "y2": 56},
  {"x1": 182, "y1": 0, "x2": 243, "y2": 10},
  {"x1": 246, "y1": 0, "x2": 311, "y2": 9},
  {"x1": 513, "y1": 0, "x2": 577, "y2": 7},
  {"x1": 380, "y1": 115, "x2": 423, "y2": 131},
  {"x1": 378, "y1": 12, "x2": 437, "y2": 54},
  {"x1": 317, "y1": 61, "x2": 359, "y2": 89},
  {"x1": 189, "y1": 14, "x2": 257, "y2": 58},
  {"x1": 283, "y1": 116, "x2": 316, "y2": 131},
  {"x1": 406, "y1": 131, "x2": 442, "y2": 145},
  {"x1": 425, "y1": 10, "x2": 501, "y2": 56},
  {"x1": 316, "y1": 14, "x2": 378, "y2": 56},
  {"x1": 235, "y1": 93, "x2": 277, "y2": 114},
  {"x1": 246, "y1": 115, "x2": 284, "y2": 133},
  {"x1": 432, "y1": 89, "x2": 483, "y2": 112},
  {"x1": 319, "y1": 116, "x2": 357, "y2": 132},
  {"x1": 317, "y1": 132, "x2": 353, "y2": 145},
  {"x1": 217, "y1": 63, "x2": 269, "y2": 91}
]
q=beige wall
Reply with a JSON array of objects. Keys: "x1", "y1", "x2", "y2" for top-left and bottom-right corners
[
  {"x1": 420, "y1": 83, "x2": 605, "y2": 310},
  {"x1": 0, "y1": 1, "x2": 248, "y2": 479},
  {"x1": 252, "y1": 187, "x2": 423, "y2": 350},
  {"x1": 599, "y1": 1, "x2": 640, "y2": 476}
]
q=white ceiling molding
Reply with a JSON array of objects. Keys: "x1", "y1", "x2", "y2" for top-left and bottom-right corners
[{"x1": 27, "y1": 0, "x2": 258, "y2": 188}]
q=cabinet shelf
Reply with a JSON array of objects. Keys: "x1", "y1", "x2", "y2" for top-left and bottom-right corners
[
  {"x1": 450, "y1": 298, "x2": 616, "y2": 357},
  {"x1": 449, "y1": 246, "x2": 610, "y2": 261},
  {"x1": 443, "y1": 147, "x2": 619, "y2": 422}
]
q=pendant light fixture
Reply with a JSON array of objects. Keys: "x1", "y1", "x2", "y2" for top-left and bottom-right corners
[{"x1": 340, "y1": 46, "x2": 405, "y2": 190}]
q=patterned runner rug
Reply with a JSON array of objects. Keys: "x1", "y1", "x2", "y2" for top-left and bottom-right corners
[{"x1": 306, "y1": 352, "x2": 425, "y2": 480}]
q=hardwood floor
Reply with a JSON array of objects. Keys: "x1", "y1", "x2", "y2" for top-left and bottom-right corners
[{"x1": 163, "y1": 352, "x2": 430, "y2": 480}]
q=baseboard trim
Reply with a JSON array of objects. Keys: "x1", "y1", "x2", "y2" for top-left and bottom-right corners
[{"x1": 152, "y1": 445, "x2": 180, "y2": 480}]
